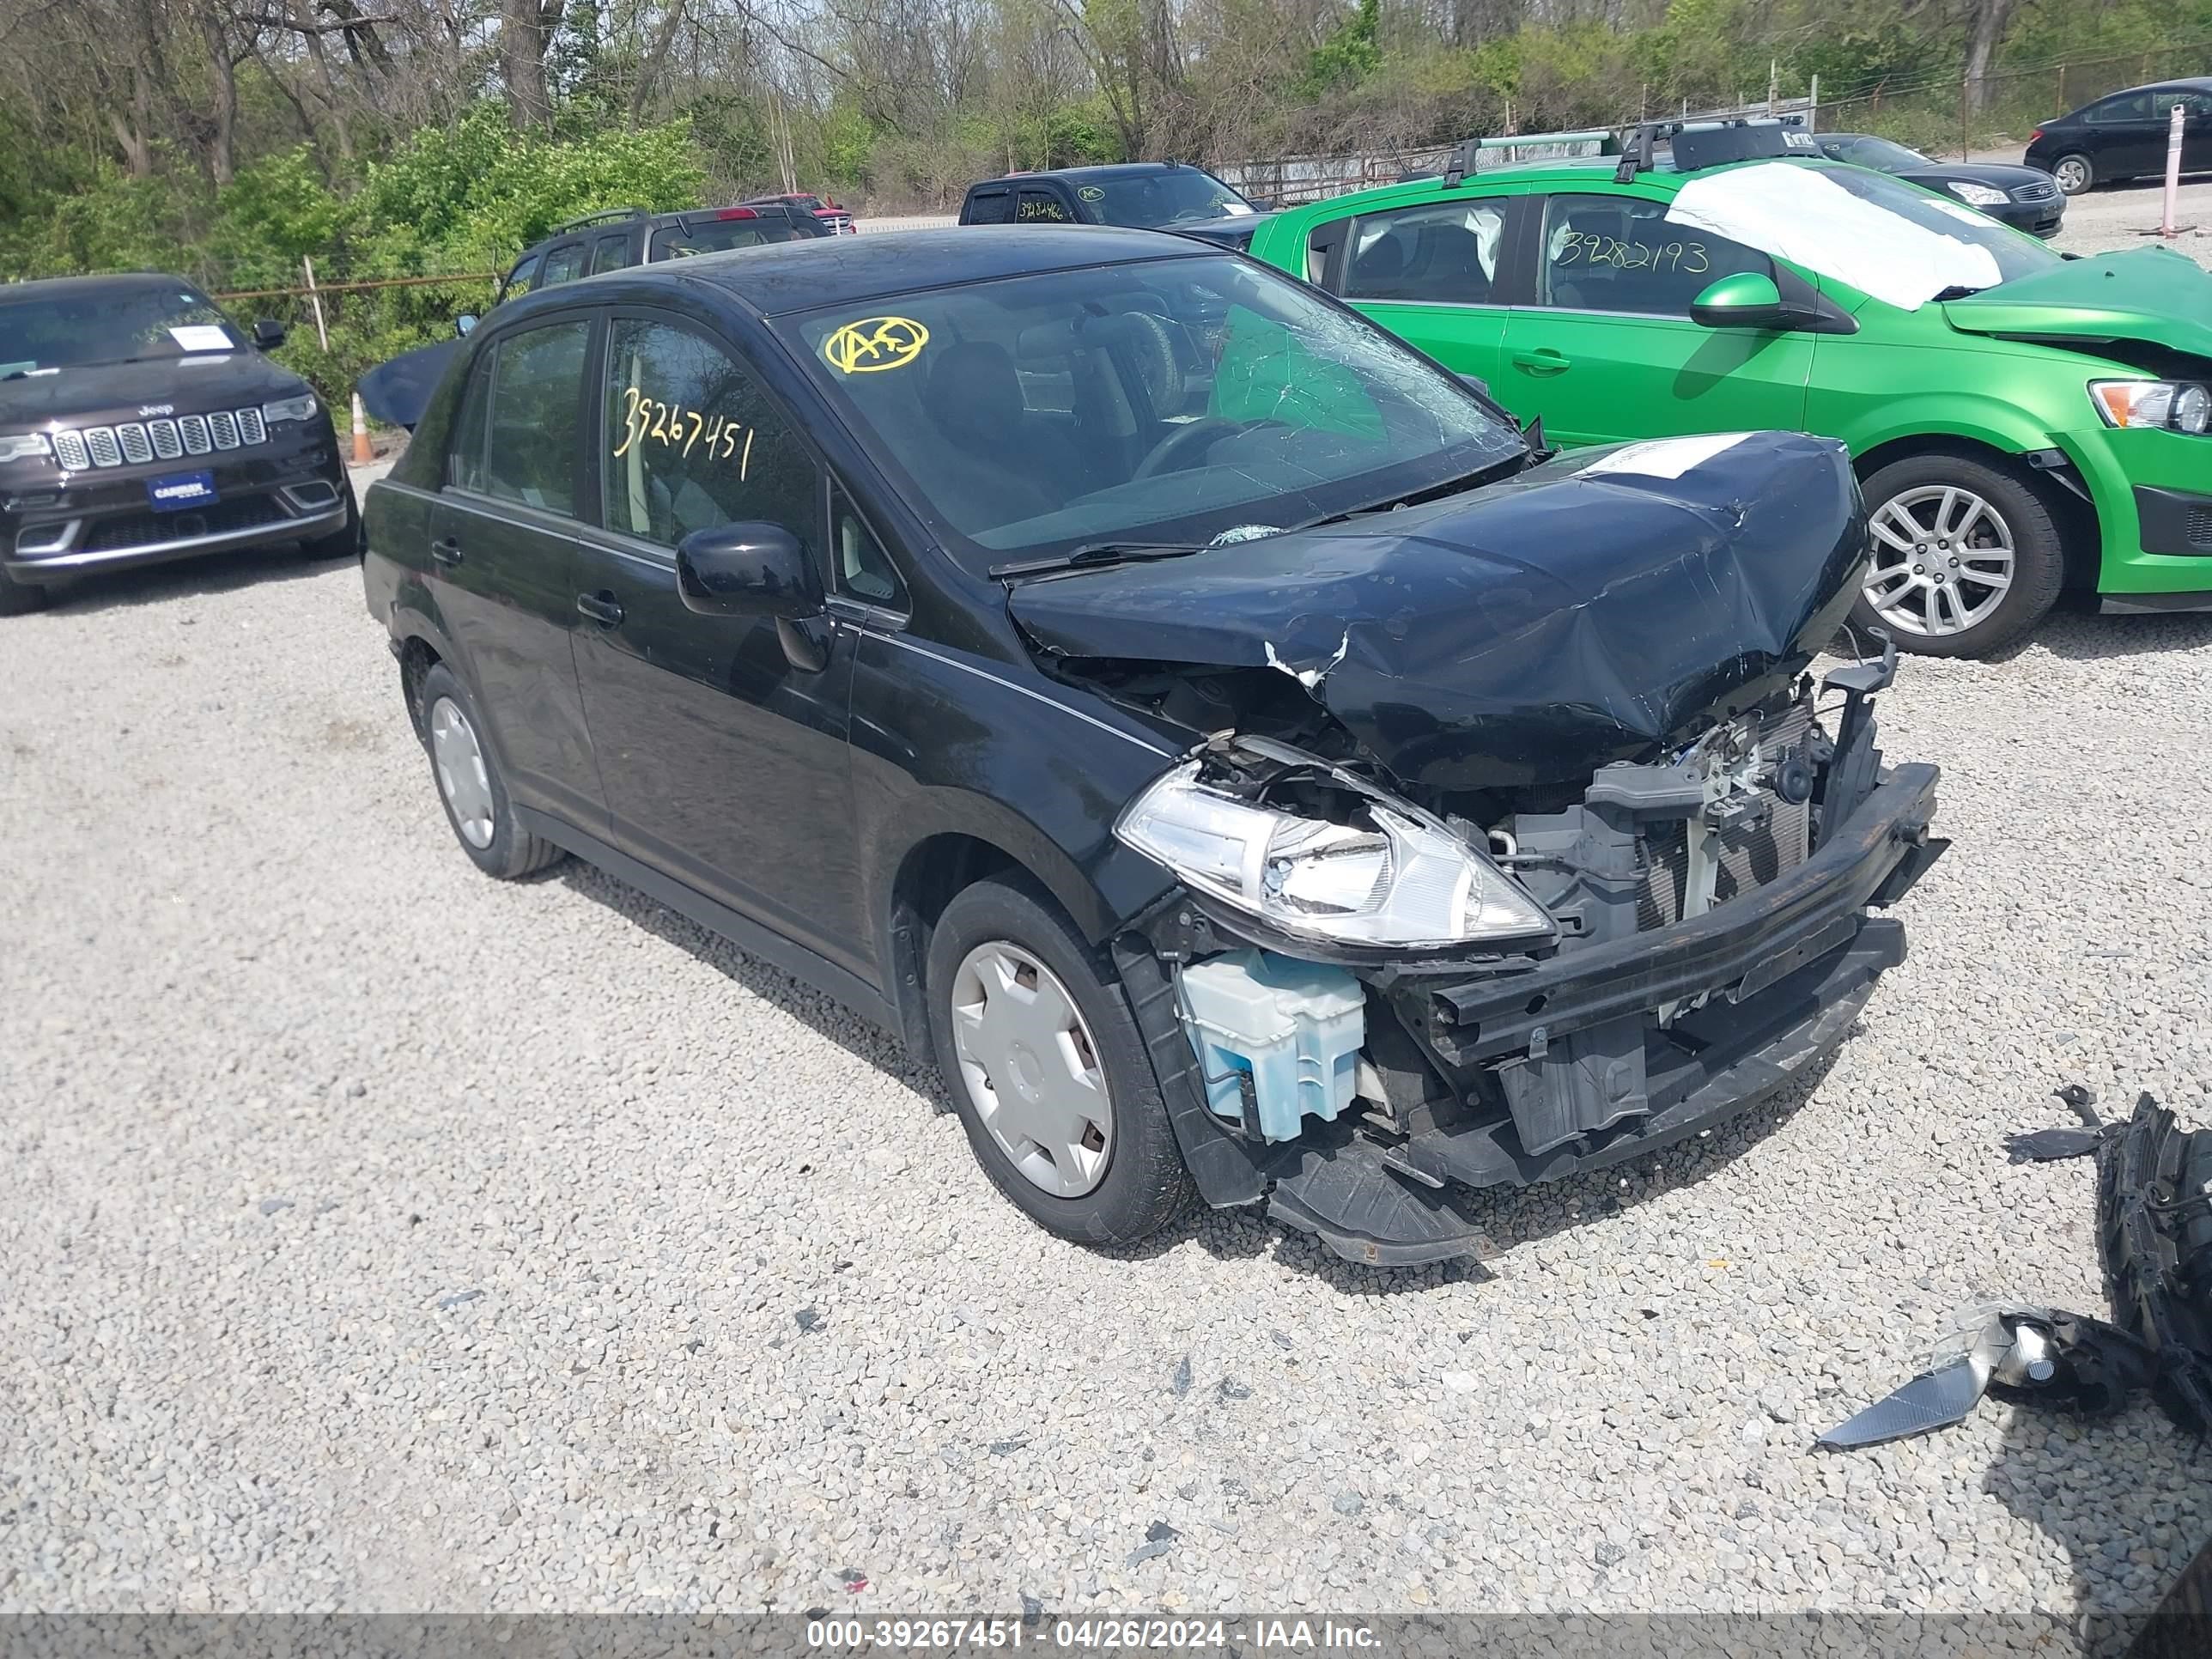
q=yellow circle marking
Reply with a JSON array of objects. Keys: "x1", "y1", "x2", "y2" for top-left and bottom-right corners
[{"x1": 823, "y1": 316, "x2": 930, "y2": 374}]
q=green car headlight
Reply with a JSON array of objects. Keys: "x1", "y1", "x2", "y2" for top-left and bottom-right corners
[{"x1": 2091, "y1": 380, "x2": 2212, "y2": 434}]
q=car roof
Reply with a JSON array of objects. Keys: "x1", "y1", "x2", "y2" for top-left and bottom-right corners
[
  {"x1": 497, "y1": 226, "x2": 1218, "y2": 323},
  {"x1": 2094, "y1": 76, "x2": 2212, "y2": 99},
  {"x1": 976, "y1": 162, "x2": 1213, "y2": 185},
  {"x1": 0, "y1": 271, "x2": 210, "y2": 302}
]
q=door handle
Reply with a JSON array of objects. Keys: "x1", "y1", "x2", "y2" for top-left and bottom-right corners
[
  {"x1": 575, "y1": 591, "x2": 624, "y2": 627},
  {"x1": 429, "y1": 537, "x2": 463, "y2": 567},
  {"x1": 1511, "y1": 349, "x2": 1571, "y2": 374}
]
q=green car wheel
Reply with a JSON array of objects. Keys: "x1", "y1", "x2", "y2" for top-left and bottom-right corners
[{"x1": 1850, "y1": 453, "x2": 2066, "y2": 659}]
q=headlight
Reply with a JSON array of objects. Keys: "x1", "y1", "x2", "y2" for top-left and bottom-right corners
[
  {"x1": 1115, "y1": 760, "x2": 1554, "y2": 949},
  {"x1": 261, "y1": 393, "x2": 319, "y2": 425},
  {"x1": 1948, "y1": 181, "x2": 2011, "y2": 207},
  {"x1": 2090, "y1": 380, "x2": 2212, "y2": 433},
  {"x1": 0, "y1": 432, "x2": 53, "y2": 465}
]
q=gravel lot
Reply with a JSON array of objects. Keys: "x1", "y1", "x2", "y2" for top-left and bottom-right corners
[{"x1": 6, "y1": 189, "x2": 2212, "y2": 1636}]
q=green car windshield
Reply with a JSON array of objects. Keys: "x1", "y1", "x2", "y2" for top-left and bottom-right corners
[
  {"x1": 784, "y1": 254, "x2": 1524, "y2": 569},
  {"x1": 1668, "y1": 161, "x2": 2061, "y2": 308}
]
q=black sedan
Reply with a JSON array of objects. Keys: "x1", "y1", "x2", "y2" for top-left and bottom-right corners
[
  {"x1": 361, "y1": 227, "x2": 1941, "y2": 1265},
  {"x1": 1815, "y1": 133, "x2": 2065, "y2": 235},
  {"x1": 2023, "y1": 79, "x2": 2212, "y2": 196}
]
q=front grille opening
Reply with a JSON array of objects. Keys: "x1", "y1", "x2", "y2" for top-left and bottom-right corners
[
  {"x1": 2189, "y1": 507, "x2": 2212, "y2": 549},
  {"x1": 82, "y1": 494, "x2": 289, "y2": 554},
  {"x1": 52, "y1": 405, "x2": 269, "y2": 471}
]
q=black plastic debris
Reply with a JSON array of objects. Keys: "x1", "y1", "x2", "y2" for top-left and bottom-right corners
[
  {"x1": 2100, "y1": 1091, "x2": 2212, "y2": 1436},
  {"x1": 1815, "y1": 1305, "x2": 2149, "y2": 1449},
  {"x1": 2002, "y1": 1083, "x2": 2114, "y2": 1164},
  {"x1": 1125, "y1": 1520, "x2": 1179, "y2": 1568}
]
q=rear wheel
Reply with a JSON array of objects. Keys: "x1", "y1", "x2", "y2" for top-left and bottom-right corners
[
  {"x1": 925, "y1": 877, "x2": 1194, "y2": 1246},
  {"x1": 2051, "y1": 154, "x2": 2095, "y2": 195},
  {"x1": 1850, "y1": 453, "x2": 2065, "y2": 659},
  {"x1": 416, "y1": 662, "x2": 564, "y2": 878}
]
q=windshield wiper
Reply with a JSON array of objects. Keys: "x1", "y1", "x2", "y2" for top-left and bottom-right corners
[
  {"x1": 1302, "y1": 451, "x2": 1529, "y2": 530},
  {"x1": 989, "y1": 540, "x2": 1207, "y2": 580}
]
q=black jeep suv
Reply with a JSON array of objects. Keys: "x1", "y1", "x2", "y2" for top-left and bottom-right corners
[{"x1": 0, "y1": 273, "x2": 353, "y2": 614}]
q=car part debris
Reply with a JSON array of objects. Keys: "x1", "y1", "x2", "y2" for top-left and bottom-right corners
[
  {"x1": 2002, "y1": 1083, "x2": 2113, "y2": 1163},
  {"x1": 1815, "y1": 1304, "x2": 2152, "y2": 1449},
  {"x1": 2100, "y1": 1091, "x2": 2212, "y2": 1435}
]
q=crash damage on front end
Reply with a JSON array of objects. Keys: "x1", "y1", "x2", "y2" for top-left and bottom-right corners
[{"x1": 1012, "y1": 430, "x2": 1948, "y2": 1266}]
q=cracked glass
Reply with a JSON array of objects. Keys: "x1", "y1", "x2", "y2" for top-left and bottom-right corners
[{"x1": 781, "y1": 254, "x2": 1523, "y2": 573}]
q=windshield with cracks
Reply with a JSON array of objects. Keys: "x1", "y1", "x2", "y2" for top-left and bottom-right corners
[
  {"x1": 0, "y1": 280, "x2": 241, "y2": 375},
  {"x1": 783, "y1": 254, "x2": 1527, "y2": 573}
]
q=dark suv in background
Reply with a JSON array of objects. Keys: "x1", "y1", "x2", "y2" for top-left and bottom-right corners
[
  {"x1": 0, "y1": 273, "x2": 352, "y2": 615},
  {"x1": 958, "y1": 162, "x2": 1273, "y2": 248},
  {"x1": 358, "y1": 203, "x2": 833, "y2": 430}
]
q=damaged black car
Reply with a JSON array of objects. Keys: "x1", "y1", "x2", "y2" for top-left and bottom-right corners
[{"x1": 361, "y1": 227, "x2": 1945, "y2": 1265}]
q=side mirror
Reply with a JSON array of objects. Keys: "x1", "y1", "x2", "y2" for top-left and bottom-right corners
[
  {"x1": 1689, "y1": 272, "x2": 1796, "y2": 331},
  {"x1": 252, "y1": 318, "x2": 286, "y2": 350},
  {"x1": 455, "y1": 314, "x2": 478, "y2": 337},
  {"x1": 677, "y1": 522, "x2": 823, "y2": 620}
]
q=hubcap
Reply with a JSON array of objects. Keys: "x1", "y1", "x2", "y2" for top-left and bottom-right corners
[
  {"x1": 949, "y1": 940, "x2": 1114, "y2": 1198},
  {"x1": 428, "y1": 696, "x2": 495, "y2": 848},
  {"x1": 1862, "y1": 484, "x2": 2016, "y2": 639},
  {"x1": 2055, "y1": 158, "x2": 2088, "y2": 193}
]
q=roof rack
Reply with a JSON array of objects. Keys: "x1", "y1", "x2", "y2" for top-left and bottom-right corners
[
  {"x1": 1441, "y1": 129, "x2": 1617, "y2": 187},
  {"x1": 548, "y1": 205, "x2": 651, "y2": 237},
  {"x1": 1613, "y1": 115, "x2": 1814, "y2": 182}
]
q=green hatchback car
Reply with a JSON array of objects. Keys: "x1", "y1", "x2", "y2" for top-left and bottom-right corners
[{"x1": 1248, "y1": 131, "x2": 2212, "y2": 656}]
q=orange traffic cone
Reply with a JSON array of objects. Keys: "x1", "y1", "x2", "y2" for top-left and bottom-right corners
[{"x1": 351, "y1": 391, "x2": 374, "y2": 465}]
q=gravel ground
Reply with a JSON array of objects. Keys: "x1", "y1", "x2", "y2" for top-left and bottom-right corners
[{"x1": 6, "y1": 284, "x2": 2212, "y2": 1638}]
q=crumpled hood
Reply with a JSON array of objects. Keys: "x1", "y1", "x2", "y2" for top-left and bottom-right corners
[
  {"x1": 1943, "y1": 246, "x2": 2212, "y2": 360},
  {"x1": 0, "y1": 352, "x2": 309, "y2": 428},
  {"x1": 1007, "y1": 429, "x2": 1865, "y2": 794}
]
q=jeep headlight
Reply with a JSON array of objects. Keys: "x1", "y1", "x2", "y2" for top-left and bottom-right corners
[
  {"x1": 1948, "y1": 181, "x2": 2011, "y2": 208},
  {"x1": 261, "y1": 393, "x2": 319, "y2": 426},
  {"x1": 0, "y1": 432, "x2": 53, "y2": 465},
  {"x1": 1115, "y1": 761, "x2": 1554, "y2": 949},
  {"x1": 2091, "y1": 380, "x2": 2212, "y2": 434}
]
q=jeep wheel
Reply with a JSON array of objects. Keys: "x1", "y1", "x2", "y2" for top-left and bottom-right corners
[
  {"x1": 416, "y1": 663, "x2": 564, "y2": 878},
  {"x1": 925, "y1": 877, "x2": 1194, "y2": 1246},
  {"x1": 303, "y1": 481, "x2": 362, "y2": 562},
  {"x1": 1850, "y1": 453, "x2": 2065, "y2": 659}
]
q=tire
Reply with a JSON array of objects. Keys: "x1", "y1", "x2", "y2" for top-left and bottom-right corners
[
  {"x1": 302, "y1": 480, "x2": 362, "y2": 562},
  {"x1": 1849, "y1": 452, "x2": 2066, "y2": 659},
  {"x1": 416, "y1": 662, "x2": 564, "y2": 878},
  {"x1": 925, "y1": 876, "x2": 1196, "y2": 1246},
  {"x1": 2051, "y1": 153, "x2": 2094, "y2": 195},
  {"x1": 0, "y1": 577, "x2": 48, "y2": 617}
]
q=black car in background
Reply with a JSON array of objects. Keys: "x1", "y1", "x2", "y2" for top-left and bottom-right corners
[
  {"x1": 2024, "y1": 78, "x2": 2212, "y2": 194},
  {"x1": 958, "y1": 162, "x2": 1273, "y2": 249},
  {"x1": 1814, "y1": 132, "x2": 2066, "y2": 236},
  {"x1": 0, "y1": 274, "x2": 352, "y2": 615},
  {"x1": 356, "y1": 202, "x2": 832, "y2": 431},
  {"x1": 360, "y1": 227, "x2": 1941, "y2": 1267}
]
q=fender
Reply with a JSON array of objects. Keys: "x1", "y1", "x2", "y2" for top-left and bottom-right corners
[{"x1": 1832, "y1": 392, "x2": 2061, "y2": 463}]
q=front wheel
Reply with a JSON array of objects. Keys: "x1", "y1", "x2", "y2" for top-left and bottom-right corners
[
  {"x1": 925, "y1": 877, "x2": 1195, "y2": 1246},
  {"x1": 0, "y1": 577, "x2": 48, "y2": 617},
  {"x1": 303, "y1": 480, "x2": 362, "y2": 562},
  {"x1": 1850, "y1": 453, "x2": 2066, "y2": 659},
  {"x1": 2051, "y1": 154, "x2": 2094, "y2": 195}
]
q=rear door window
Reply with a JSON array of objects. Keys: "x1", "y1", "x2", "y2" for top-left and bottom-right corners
[
  {"x1": 1341, "y1": 200, "x2": 1506, "y2": 305},
  {"x1": 480, "y1": 320, "x2": 590, "y2": 515},
  {"x1": 2088, "y1": 92, "x2": 2154, "y2": 123},
  {"x1": 589, "y1": 232, "x2": 633, "y2": 275},
  {"x1": 966, "y1": 189, "x2": 1014, "y2": 224},
  {"x1": 538, "y1": 241, "x2": 587, "y2": 287},
  {"x1": 1533, "y1": 191, "x2": 1772, "y2": 316}
]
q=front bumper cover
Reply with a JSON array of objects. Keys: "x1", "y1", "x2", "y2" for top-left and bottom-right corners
[{"x1": 1118, "y1": 763, "x2": 1943, "y2": 1267}]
